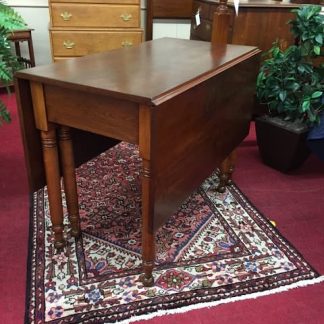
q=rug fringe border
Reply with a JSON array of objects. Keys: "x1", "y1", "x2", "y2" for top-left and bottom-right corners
[{"x1": 120, "y1": 276, "x2": 324, "y2": 324}]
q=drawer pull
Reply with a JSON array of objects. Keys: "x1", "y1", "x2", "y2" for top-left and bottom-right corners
[
  {"x1": 63, "y1": 40, "x2": 75, "y2": 49},
  {"x1": 60, "y1": 11, "x2": 72, "y2": 21},
  {"x1": 120, "y1": 13, "x2": 132, "y2": 22},
  {"x1": 121, "y1": 40, "x2": 133, "y2": 48}
]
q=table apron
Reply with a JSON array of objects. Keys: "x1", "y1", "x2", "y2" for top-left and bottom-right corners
[{"x1": 44, "y1": 84, "x2": 139, "y2": 144}]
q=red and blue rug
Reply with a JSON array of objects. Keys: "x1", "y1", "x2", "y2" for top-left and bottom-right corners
[{"x1": 25, "y1": 142, "x2": 322, "y2": 323}]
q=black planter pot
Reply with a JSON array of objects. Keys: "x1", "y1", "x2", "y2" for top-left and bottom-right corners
[{"x1": 255, "y1": 116, "x2": 310, "y2": 172}]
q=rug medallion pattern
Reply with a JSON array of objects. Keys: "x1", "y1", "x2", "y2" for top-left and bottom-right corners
[{"x1": 26, "y1": 143, "x2": 318, "y2": 323}]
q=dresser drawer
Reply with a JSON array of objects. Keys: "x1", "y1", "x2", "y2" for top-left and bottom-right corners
[
  {"x1": 50, "y1": 4, "x2": 140, "y2": 28},
  {"x1": 50, "y1": 29, "x2": 143, "y2": 56}
]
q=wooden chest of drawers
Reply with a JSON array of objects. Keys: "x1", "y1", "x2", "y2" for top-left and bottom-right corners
[{"x1": 49, "y1": 0, "x2": 143, "y2": 61}]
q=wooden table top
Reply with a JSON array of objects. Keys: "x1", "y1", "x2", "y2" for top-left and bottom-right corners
[{"x1": 16, "y1": 38, "x2": 259, "y2": 106}]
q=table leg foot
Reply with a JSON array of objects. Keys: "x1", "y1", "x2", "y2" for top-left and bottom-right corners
[
  {"x1": 216, "y1": 173, "x2": 228, "y2": 193},
  {"x1": 52, "y1": 225, "x2": 65, "y2": 249},
  {"x1": 141, "y1": 275, "x2": 154, "y2": 287},
  {"x1": 54, "y1": 239, "x2": 65, "y2": 249},
  {"x1": 140, "y1": 264, "x2": 154, "y2": 287},
  {"x1": 70, "y1": 227, "x2": 80, "y2": 238},
  {"x1": 216, "y1": 150, "x2": 236, "y2": 193}
]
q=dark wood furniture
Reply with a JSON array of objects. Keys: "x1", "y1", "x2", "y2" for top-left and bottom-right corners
[
  {"x1": 8, "y1": 29, "x2": 35, "y2": 68},
  {"x1": 190, "y1": 0, "x2": 305, "y2": 52},
  {"x1": 15, "y1": 38, "x2": 260, "y2": 285},
  {"x1": 146, "y1": 0, "x2": 321, "y2": 45},
  {"x1": 146, "y1": 0, "x2": 193, "y2": 40}
]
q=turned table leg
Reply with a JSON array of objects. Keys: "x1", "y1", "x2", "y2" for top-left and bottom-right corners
[
  {"x1": 217, "y1": 149, "x2": 237, "y2": 193},
  {"x1": 139, "y1": 105, "x2": 156, "y2": 286},
  {"x1": 140, "y1": 159, "x2": 155, "y2": 287},
  {"x1": 41, "y1": 126, "x2": 65, "y2": 248},
  {"x1": 58, "y1": 126, "x2": 80, "y2": 238}
]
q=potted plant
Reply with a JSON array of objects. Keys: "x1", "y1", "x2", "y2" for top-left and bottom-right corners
[
  {"x1": 255, "y1": 5, "x2": 324, "y2": 172},
  {"x1": 0, "y1": 0, "x2": 26, "y2": 126}
]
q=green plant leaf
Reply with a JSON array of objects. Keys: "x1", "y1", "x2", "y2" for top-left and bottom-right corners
[
  {"x1": 256, "y1": 71, "x2": 265, "y2": 86},
  {"x1": 307, "y1": 109, "x2": 316, "y2": 123},
  {"x1": 287, "y1": 82, "x2": 300, "y2": 91},
  {"x1": 256, "y1": 4, "x2": 324, "y2": 127},
  {"x1": 297, "y1": 65, "x2": 305, "y2": 73},
  {"x1": 0, "y1": 2, "x2": 26, "y2": 32},
  {"x1": 302, "y1": 100, "x2": 311, "y2": 112},
  {"x1": 315, "y1": 34, "x2": 323, "y2": 45},
  {"x1": 0, "y1": 100, "x2": 11, "y2": 125},
  {"x1": 272, "y1": 46, "x2": 280, "y2": 57},
  {"x1": 311, "y1": 91, "x2": 323, "y2": 99},
  {"x1": 279, "y1": 91, "x2": 287, "y2": 102},
  {"x1": 314, "y1": 45, "x2": 321, "y2": 55},
  {"x1": 0, "y1": 1, "x2": 27, "y2": 127}
]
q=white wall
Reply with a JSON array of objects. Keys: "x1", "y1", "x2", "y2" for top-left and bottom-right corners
[
  {"x1": 153, "y1": 19, "x2": 191, "y2": 40},
  {"x1": 10, "y1": 7, "x2": 52, "y2": 66},
  {"x1": 8, "y1": 0, "x2": 191, "y2": 66}
]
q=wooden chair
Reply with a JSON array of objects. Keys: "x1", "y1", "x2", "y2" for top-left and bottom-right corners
[{"x1": 8, "y1": 29, "x2": 36, "y2": 68}]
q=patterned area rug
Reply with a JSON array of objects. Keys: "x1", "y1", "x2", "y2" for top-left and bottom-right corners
[{"x1": 26, "y1": 142, "x2": 320, "y2": 324}]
